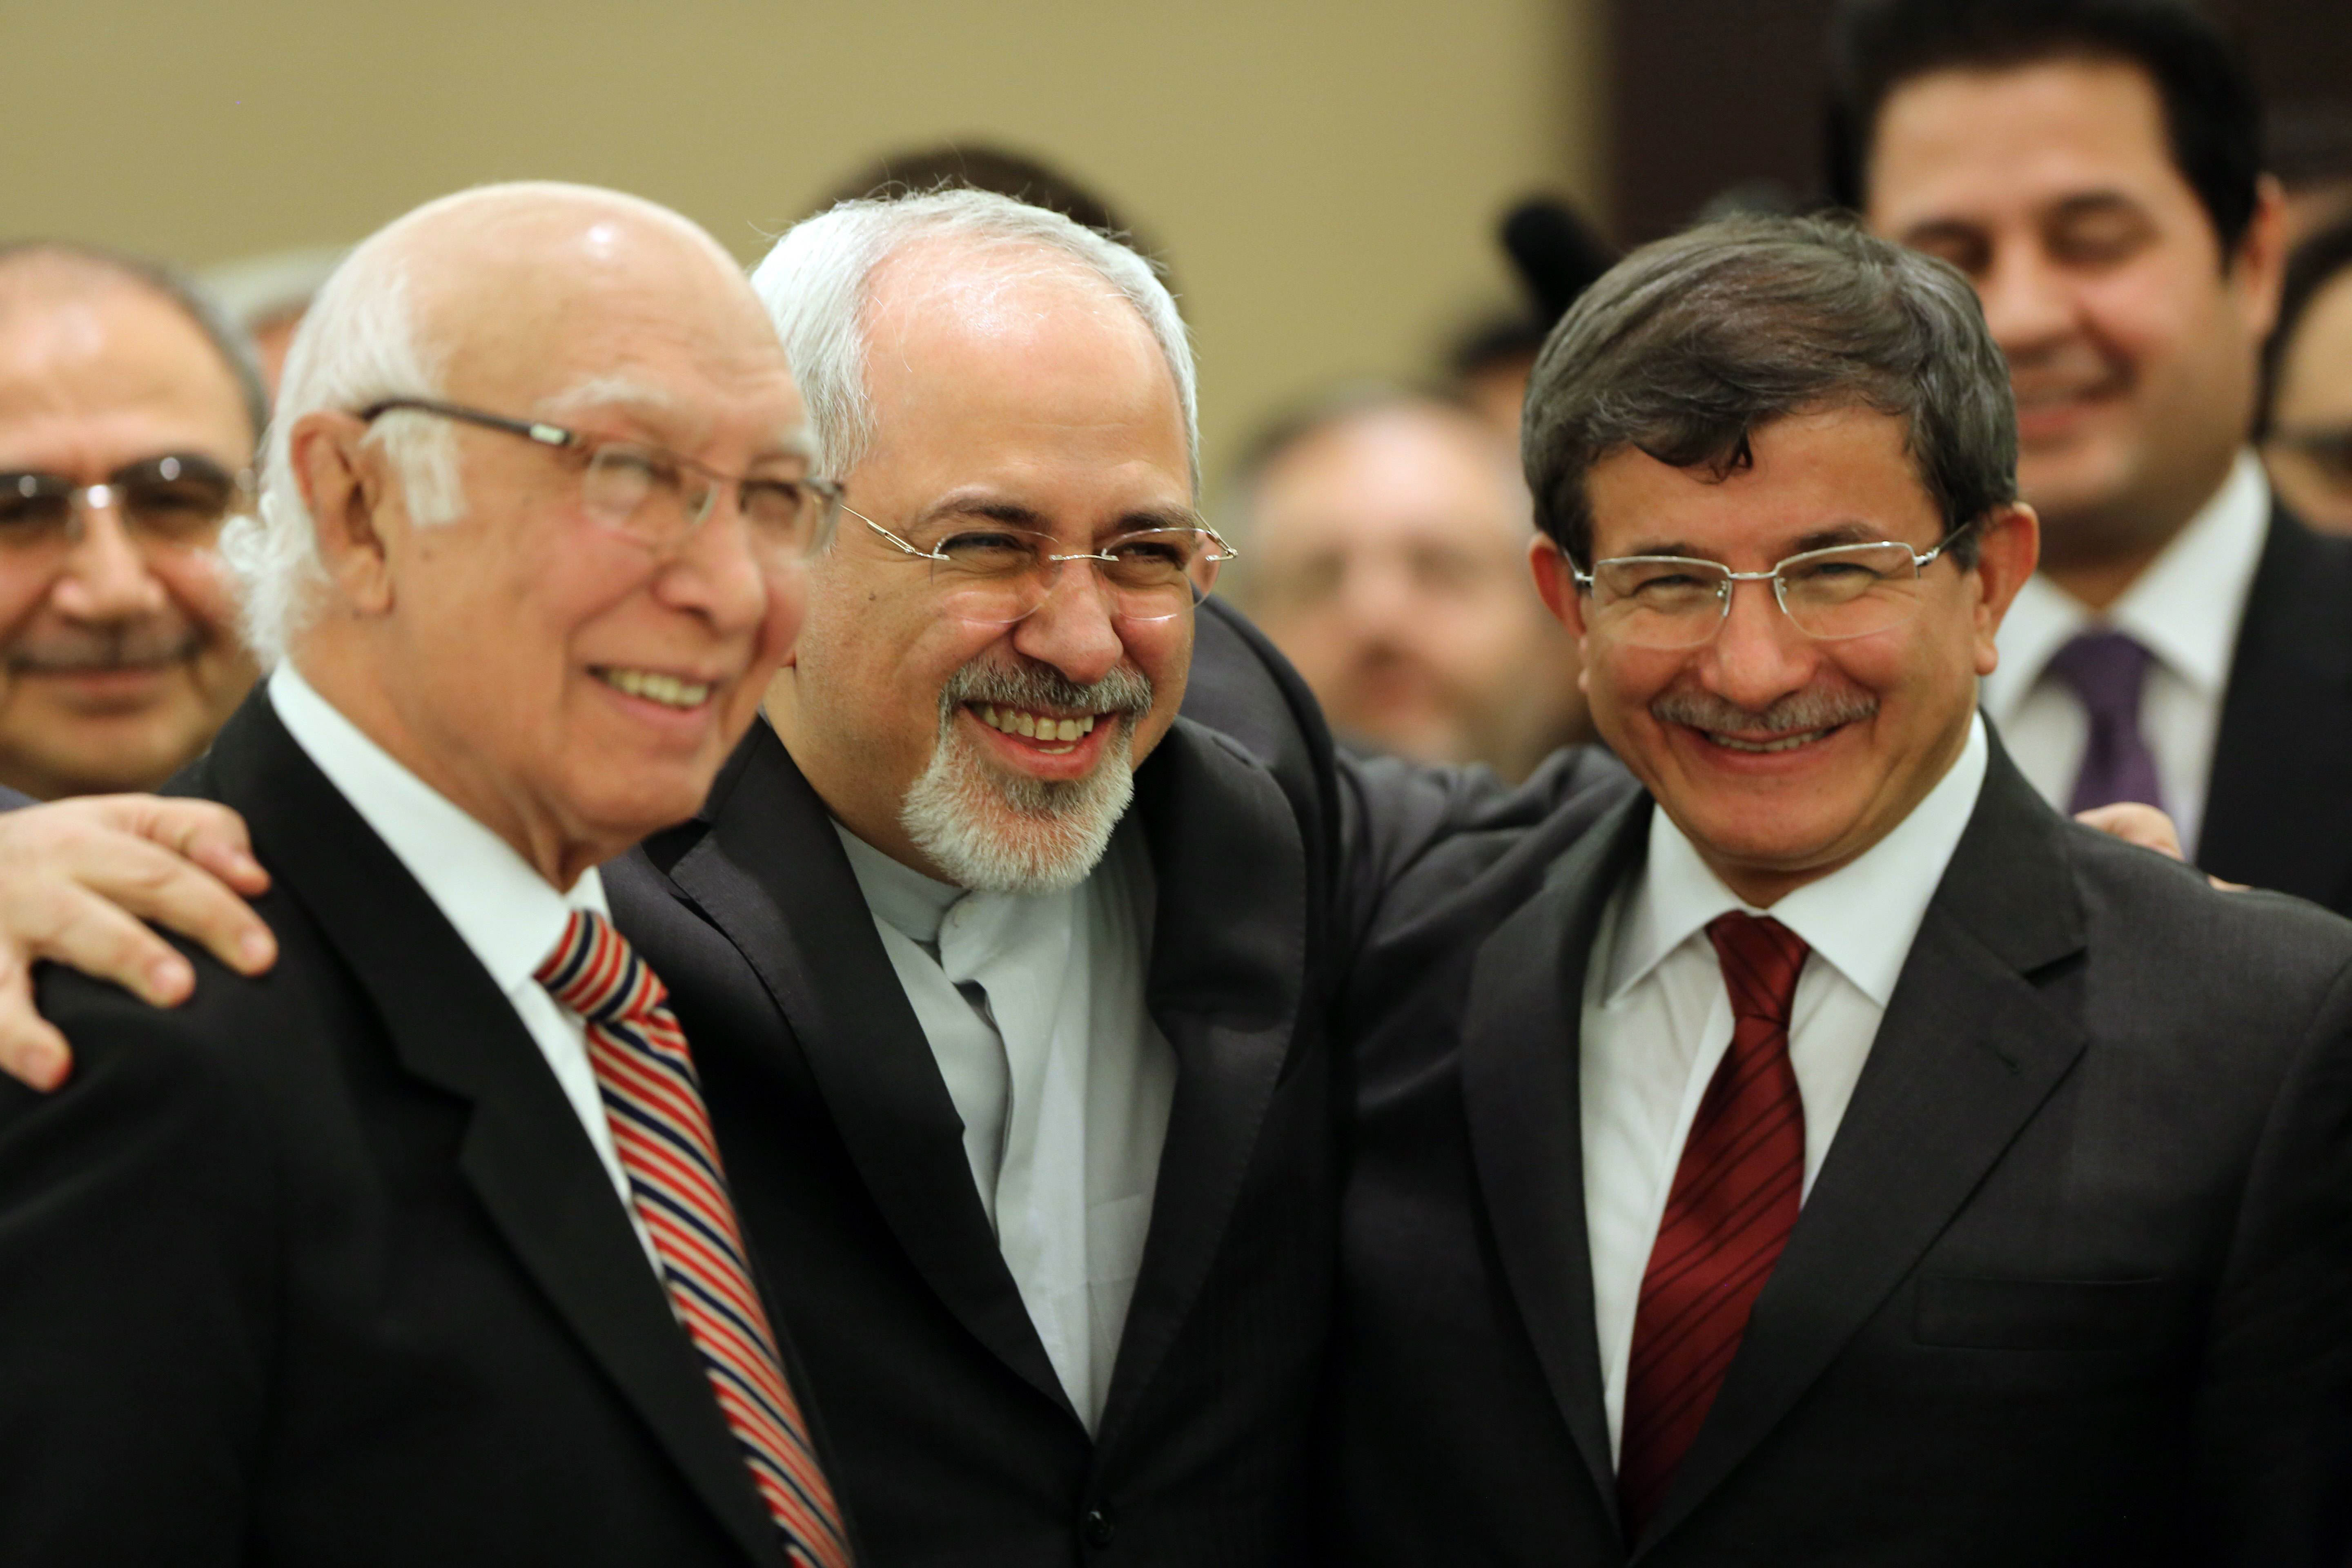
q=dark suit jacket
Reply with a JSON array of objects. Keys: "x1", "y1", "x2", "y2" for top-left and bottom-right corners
[
  {"x1": 608, "y1": 599, "x2": 1626, "y2": 1566},
  {"x1": 1332, "y1": 740, "x2": 2352, "y2": 1566},
  {"x1": 2200, "y1": 503, "x2": 2352, "y2": 915},
  {"x1": 0, "y1": 695, "x2": 834, "y2": 1566}
]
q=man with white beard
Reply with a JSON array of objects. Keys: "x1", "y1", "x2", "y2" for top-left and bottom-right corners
[{"x1": 0, "y1": 190, "x2": 2205, "y2": 1563}]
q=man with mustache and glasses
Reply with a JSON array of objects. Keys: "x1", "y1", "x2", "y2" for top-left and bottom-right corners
[
  {"x1": 1330, "y1": 215, "x2": 2352, "y2": 1564},
  {"x1": 0, "y1": 192, "x2": 2201, "y2": 1562},
  {"x1": 1829, "y1": 0, "x2": 2352, "y2": 917},
  {"x1": 0, "y1": 244, "x2": 267, "y2": 804}
]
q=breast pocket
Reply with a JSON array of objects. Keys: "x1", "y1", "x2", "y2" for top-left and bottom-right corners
[{"x1": 1912, "y1": 1275, "x2": 2184, "y2": 1354}]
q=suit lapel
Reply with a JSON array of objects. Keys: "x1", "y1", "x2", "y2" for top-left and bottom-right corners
[
  {"x1": 205, "y1": 696, "x2": 780, "y2": 1566},
  {"x1": 1638, "y1": 744, "x2": 2090, "y2": 1551},
  {"x1": 2199, "y1": 505, "x2": 2352, "y2": 907},
  {"x1": 1093, "y1": 719, "x2": 1311, "y2": 1450},
  {"x1": 659, "y1": 723, "x2": 1075, "y2": 1421},
  {"x1": 1461, "y1": 791, "x2": 1651, "y2": 1532}
]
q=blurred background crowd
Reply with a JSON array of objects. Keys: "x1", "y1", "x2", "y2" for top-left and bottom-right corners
[{"x1": 5, "y1": 0, "x2": 2350, "y2": 798}]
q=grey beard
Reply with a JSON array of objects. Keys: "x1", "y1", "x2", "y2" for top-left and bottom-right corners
[
  {"x1": 899, "y1": 660, "x2": 1154, "y2": 894},
  {"x1": 1649, "y1": 685, "x2": 1879, "y2": 736}
]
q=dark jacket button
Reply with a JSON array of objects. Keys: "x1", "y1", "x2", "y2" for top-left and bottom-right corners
[{"x1": 1082, "y1": 1509, "x2": 1116, "y2": 1548}]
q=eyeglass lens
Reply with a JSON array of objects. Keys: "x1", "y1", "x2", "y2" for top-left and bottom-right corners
[
  {"x1": 923, "y1": 525, "x2": 1222, "y2": 625},
  {"x1": 0, "y1": 456, "x2": 244, "y2": 550},
  {"x1": 1591, "y1": 542, "x2": 1929, "y2": 649},
  {"x1": 578, "y1": 445, "x2": 836, "y2": 561}
]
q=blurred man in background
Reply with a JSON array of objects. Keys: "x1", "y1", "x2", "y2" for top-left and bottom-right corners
[
  {"x1": 2260, "y1": 216, "x2": 2352, "y2": 535},
  {"x1": 1832, "y1": 0, "x2": 2352, "y2": 917},
  {"x1": 1225, "y1": 387, "x2": 1589, "y2": 778},
  {"x1": 0, "y1": 244, "x2": 265, "y2": 803}
]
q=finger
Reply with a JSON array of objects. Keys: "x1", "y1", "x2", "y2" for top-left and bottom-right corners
[
  {"x1": 105, "y1": 796, "x2": 270, "y2": 895},
  {"x1": 33, "y1": 882, "x2": 198, "y2": 1006},
  {"x1": 2072, "y1": 802, "x2": 2185, "y2": 862},
  {"x1": 0, "y1": 957, "x2": 73, "y2": 1092},
  {"x1": 2209, "y1": 875, "x2": 2250, "y2": 892},
  {"x1": 68, "y1": 835, "x2": 274, "y2": 977}
]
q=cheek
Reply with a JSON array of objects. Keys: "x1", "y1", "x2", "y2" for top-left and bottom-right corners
[{"x1": 149, "y1": 550, "x2": 245, "y2": 635}]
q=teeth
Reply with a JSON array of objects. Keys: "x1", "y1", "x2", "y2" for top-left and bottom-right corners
[
  {"x1": 597, "y1": 668, "x2": 712, "y2": 709},
  {"x1": 1704, "y1": 727, "x2": 1831, "y2": 754},
  {"x1": 973, "y1": 705, "x2": 1104, "y2": 744}
]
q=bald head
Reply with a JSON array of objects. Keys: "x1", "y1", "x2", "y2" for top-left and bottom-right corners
[
  {"x1": 237, "y1": 181, "x2": 795, "y2": 665},
  {"x1": 227, "y1": 179, "x2": 809, "y2": 885}
]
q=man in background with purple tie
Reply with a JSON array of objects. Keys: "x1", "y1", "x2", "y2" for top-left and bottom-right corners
[
  {"x1": 1832, "y1": 0, "x2": 2352, "y2": 916},
  {"x1": 1329, "y1": 215, "x2": 2352, "y2": 1564},
  {"x1": 0, "y1": 183, "x2": 853, "y2": 1566}
]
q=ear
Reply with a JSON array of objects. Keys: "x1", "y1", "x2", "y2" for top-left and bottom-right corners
[
  {"x1": 2230, "y1": 176, "x2": 2291, "y2": 342},
  {"x1": 1528, "y1": 532, "x2": 1589, "y2": 637},
  {"x1": 291, "y1": 411, "x2": 396, "y2": 617},
  {"x1": 1966, "y1": 502, "x2": 2040, "y2": 677}
]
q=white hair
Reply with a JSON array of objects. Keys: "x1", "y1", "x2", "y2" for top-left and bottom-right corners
[
  {"x1": 219, "y1": 246, "x2": 459, "y2": 666},
  {"x1": 748, "y1": 188, "x2": 1199, "y2": 492}
]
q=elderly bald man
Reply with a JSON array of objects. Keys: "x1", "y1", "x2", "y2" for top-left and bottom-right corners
[{"x1": 0, "y1": 184, "x2": 850, "y2": 1567}]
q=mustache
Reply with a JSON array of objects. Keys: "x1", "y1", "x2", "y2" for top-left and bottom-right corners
[
  {"x1": 7, "y1": 618, "x2": 205, "y2": 674},
  {"x1": 938, "y1": 659, "x2": 1154, "y2": 722},
  {"x1": 1650, "y1": 686, "x2": 1878, "y2": 735}
]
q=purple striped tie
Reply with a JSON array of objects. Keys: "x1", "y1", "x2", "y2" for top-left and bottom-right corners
[
  {"x1": 1617, "y1": 912, "x2": 1809, "y2": 1537},
  {"x1": 539, "y1": 908, "x2": 851, "y2": 1568}
]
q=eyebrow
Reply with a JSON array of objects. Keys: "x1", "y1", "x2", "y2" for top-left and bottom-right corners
[
  {"x1": 1613, "y1": 521, "x2": 1889, "y2": 560},
  {"x1": 1899, "y1": 187, "x2": 2149, "y2": 249},
  {"x1": 912, "y1": 490, "x2": 1208, "y2": 537},
  {"x1": 539, "y1": 376, "x2": 813, "y2": 467}
]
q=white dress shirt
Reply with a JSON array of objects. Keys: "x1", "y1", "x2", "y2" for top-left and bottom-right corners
[
  {"x1": 267, "y1": 664, "x2": 656, "y2": 1267},
  {"x1": 836, "y1": 822, "x2": 1177, "y2": 1433},
  {"x1": 1580, "y1": 713, "x2": 1989, "y2": 1461},
  {"x1": 1983, "y1": 451, "x2": 2269, "y2": 855}
]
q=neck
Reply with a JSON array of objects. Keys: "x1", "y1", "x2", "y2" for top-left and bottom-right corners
[
  {"x1": 763, "y1": 664, "x2": 966, "y2": 886},
  {"x1": 291, "y1": 634, "x2": 608, "y2": 890}
]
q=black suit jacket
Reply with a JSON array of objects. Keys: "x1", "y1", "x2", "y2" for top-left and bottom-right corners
[
  {"x1": 0, "y1": 695, "x2": 832, "y2": 1566},
  {"x1": 1332, "y1": 741, "x2": 2352, "y2": 1565},
  {"x1": 607, "y1": 599, "x2": 1627, "y2": 1566},
  {"x1": 2199, "y1": 503, "x2": 2352, "y2": 914}
]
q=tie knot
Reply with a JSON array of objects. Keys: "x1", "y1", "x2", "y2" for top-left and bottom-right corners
[
  {"x1": 1705, "y1": 912, "x2": 1809, "y2": 1027},
  {"x1": 536, "y1": 907, "x2": 666, "y2": 1025},
  {"x1": 2045, "y1": 628, "x2": 2155, "y2": 721}
]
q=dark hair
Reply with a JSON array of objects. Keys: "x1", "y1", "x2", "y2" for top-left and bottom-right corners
[
  {"x1": 1523, "y1": 214, "x2": 2016, "y2": 569},
  {"x1": 1826, "y1": 0, "x2": 2264, "y2": 257},
  {"x1": 815, "y1": 141, "x2": 1169, "y2": 291},
  {"x1": 0, "y1": 240, "x2": 270, "y2": 445},
  {"x1": 2258, "y1": 212, "x2": 2352, "y2": 436}
]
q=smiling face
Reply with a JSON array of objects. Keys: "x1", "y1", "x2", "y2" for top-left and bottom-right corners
[
  {"x1": 769, "y1": 239, "x2": 1195, "y2": 890},
  {"x1": 1531, "y1": 406, "x2": 2035, "y2": 905},
  {"x1": 0, "y1": 274, "x2": 259, "y2": 799},
  {"x1": 290, "y1": 198, "x2": 809, "y2": 884},
  {"x1": 1865, "y1": 58, "x2": 2281, "y2": 592}
]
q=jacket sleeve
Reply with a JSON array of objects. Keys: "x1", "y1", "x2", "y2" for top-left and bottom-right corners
[
  {"x1": 0, "y1": 967, "x2": 277, "y2": 1565},
  {"x1": 2196, "y1": 953, "x2": 2352, "y2": 1565}
]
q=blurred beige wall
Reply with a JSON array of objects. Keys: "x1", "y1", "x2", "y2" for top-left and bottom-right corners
[{"x1": 4, "y1": 0, "x2": 1603, "y2": 477}]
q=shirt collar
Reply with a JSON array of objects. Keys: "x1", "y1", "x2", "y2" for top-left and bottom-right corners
[
  {"x1": 1984, "y1": 450, "x2": 2270, "y2": 722},
  {"x1": 267, "y1": 663, "x2": 606, "y2": 996},
  {"x1": 834, "y1": 821, "x2": 965, "y2": 946},
  {"x1": 1609, "y1": 711, "x2": 1989, "y2": 1008}
]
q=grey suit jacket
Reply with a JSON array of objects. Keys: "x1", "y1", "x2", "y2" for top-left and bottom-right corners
[{"x1": 1331, "y1": 739, "x2": 2352, "y2": 1566}]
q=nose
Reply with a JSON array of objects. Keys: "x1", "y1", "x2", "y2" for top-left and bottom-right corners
[
  {"x1": 1336, "y1": 550, "x2": 1417, "y2": 637},
  {"x1": 1009, "y1": 558, "x2": 1125, "y2": 686},
  {"x1": 1973, "y1": 238, "x2": 2076, "y2": 359},
  {"x1": 50, "y1": 500, "x2": 169, "y2": 623},
  {"x1": 654, "y1": 494, "x2": 775, "y2": 638},
  {"x1": 1695, "y1": 576, "x2": 1818, "y2": 713}
]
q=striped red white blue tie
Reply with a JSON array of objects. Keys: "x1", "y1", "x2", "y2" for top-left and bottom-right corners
[{"x1": 538, "y1": 907, "x2": 851, "y2": 1568}]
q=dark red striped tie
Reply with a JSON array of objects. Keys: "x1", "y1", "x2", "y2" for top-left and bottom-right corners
[
  {"x1": 539, "y1": 909, "x2": 852, "y2": 1568},
  {"x1": 1616, "y1": 912, "x2": 1810, "y2": 1537}
]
